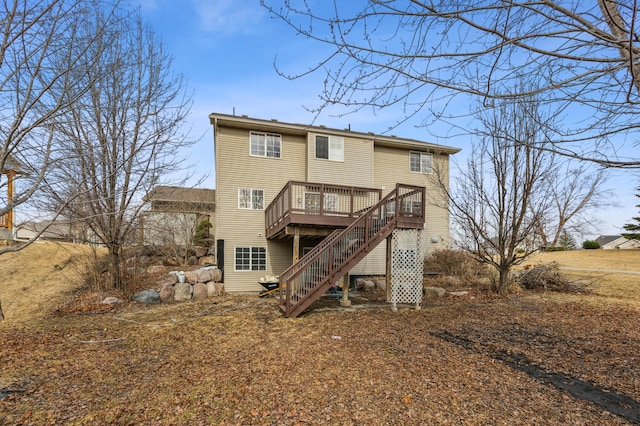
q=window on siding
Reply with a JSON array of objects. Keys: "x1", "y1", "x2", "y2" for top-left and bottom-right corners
[
  {"x1": 250, "y1": 132, "x2": 281, "y2": 158},
  {"x1": 315, "y1": 135, "x2": 343, "y2": 161},
  {"x1": 238, "y1": 188, "x2": 264, "y2": 210},
  {"x1": 410, "y1": 152, "x2": 433, "y2": 173},
  {"x1": 304, "y1": 192, "x2": 339, "y2": 212},
  {"x1": 235, "y1": 246, "x2": 266, "y2": 271}
]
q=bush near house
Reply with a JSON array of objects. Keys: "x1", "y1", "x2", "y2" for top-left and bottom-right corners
[{"x1": 583, "y1": 240, "x2": 600, "y2": 249}]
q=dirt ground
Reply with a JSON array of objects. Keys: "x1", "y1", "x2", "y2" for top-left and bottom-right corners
[{"x1": 0, "y1": 245, "x2": 639, "y2": 425}]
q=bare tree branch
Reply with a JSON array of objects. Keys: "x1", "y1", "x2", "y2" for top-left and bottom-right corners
[
  {"x1": 39, "y1": 4, "x2": 194, "y2": 290},
  {"x1": 263, "y1": 0, "x2": 640, "y2": 167}
]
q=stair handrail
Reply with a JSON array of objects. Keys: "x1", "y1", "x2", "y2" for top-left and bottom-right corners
[
  {"x1": 280, "y1": 185, "x2": 404, "y2": 313},
  {"x1": 282, "y1": 228, "x2": 343, "y2": 278}
]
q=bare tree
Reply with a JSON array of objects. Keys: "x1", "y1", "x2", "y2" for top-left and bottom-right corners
[
  {"x1": 534, "y1": 163, "x2": 609, "y2": 248},
  {"x1": 438, "y1": 95, "x2": 555, "y2": 294},
  {"x1": 262, "y1": 1, "x2": 640, "y2": 168},
  {"x1": 42, "y1": 6, "x2": 194, "y2": 290},
  {"x1": 0, "y1": 0, "x2": 122, "y2": 255}
]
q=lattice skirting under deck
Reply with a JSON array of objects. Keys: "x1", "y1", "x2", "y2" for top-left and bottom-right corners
[{"x1": 390, "y1": 229, "x2": 425, "y2": 309}]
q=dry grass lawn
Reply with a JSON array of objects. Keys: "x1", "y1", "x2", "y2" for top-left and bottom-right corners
[
  {"x1": 1, "y1": 245, "x2": 639, "y2": 425},
  {"x1": 0, "y1": 242, "x2": 99, "y2": 323},
  {"x1": 523, "y1": 249, "x2": 640, "y2": 307}
]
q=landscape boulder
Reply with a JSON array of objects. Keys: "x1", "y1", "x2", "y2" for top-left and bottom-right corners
[
  {"x1": 194, "y1": 246, "x2": 208, "y2": 258},
  {"x1": 159, "y1": 284, "x2": 175, "y2": 303},
  {"x1": 173, "y1": 282, "x2": 193, "y2": 302},
  {"x1": 146, "y1": 265, "x2": 165, "y2": 274},
  {"x1": 132, "y1": 289, "x2": 161, "y2": 304},
  {"x1": 423, "y1": 286, "x2": 447, "y2": 298},
  {"x1": 195, "y1": 268, "x2": 212, "y2": 283},
  {"x1": 184, "y1": 270, "x2": 198, "y2": 284},
  {"x1": 199, "y1": 256, "x2": 216, "y2": 266},
  {"x1": 193, "y1": 283, "x2": 208, "y2": 300},
  {"x1": 207, "y1": 281, "x2": 224, "y2": 297},
  {"x1": 101, "y1": 296, "x2": 123, "y2": 305}
]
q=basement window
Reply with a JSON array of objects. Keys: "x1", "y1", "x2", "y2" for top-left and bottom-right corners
[{"x1": 234, "y1": 246, "x2": 266, "y2": 271}]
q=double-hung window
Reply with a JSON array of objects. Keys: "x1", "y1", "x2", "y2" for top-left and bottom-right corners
[
  {"x1": 250, "y1": 132, "x2": 281, "y2": 158},
  {"x1": 235, "y1": 246, "x2": 266, "y2": 271},
  {"x1": 409, "y1": 152, "x2": 433, "y2": 174},
  {"x1": 238, "y1": 188, "x2": 264, "y2": 210},
  {"x1": 315, "y1": 135, "x2": 343, "y2": 161}
]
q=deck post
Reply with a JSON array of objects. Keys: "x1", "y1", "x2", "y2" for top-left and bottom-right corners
[
  {"x1": 292, "y1": 227, "x2": 300, "y2": 264},
  {"x1": 385, "y1": 235, "x2": 392, "y2": 302},
  {"x1": 340, "y1": 273, "x2": 351, "y2": 307}
]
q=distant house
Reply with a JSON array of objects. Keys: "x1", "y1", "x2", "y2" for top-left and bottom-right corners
[
  {"x1": 141, "y1": 186, "x2": 216, "y2": 246},
  {"x1": 15, "y1": 220, "x2": 76, "y2": 243},
  {"x1": 596, "y1": 235, "x2": 640, "y2": 250}
]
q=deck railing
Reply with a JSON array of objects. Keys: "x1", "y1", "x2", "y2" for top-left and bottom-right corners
[
  {"x1": 265, "y1": 181, "x2": 382, "y2": 238},
  {"x1": 279, "y1": 183, "x2": 425, "y2": 318}
]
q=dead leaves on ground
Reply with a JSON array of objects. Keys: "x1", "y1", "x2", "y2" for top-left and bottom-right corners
[{"x1": 1, "y1": 294, "x2": 639, "y2": 425}]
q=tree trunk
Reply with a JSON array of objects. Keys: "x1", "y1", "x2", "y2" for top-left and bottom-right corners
[
  {"x1": 497, "y1": 268, "x2": 511, "y2": 295},
  {"x1": 107, "y1": 246, "x2": 123, "y2": 290}
]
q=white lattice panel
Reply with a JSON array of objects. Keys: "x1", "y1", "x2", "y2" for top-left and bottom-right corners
[{"x1": 390, "y1": 229, "x2": 424, "y2": 307}]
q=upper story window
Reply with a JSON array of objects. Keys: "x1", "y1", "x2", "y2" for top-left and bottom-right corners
[
  {"x1": 410, "y1": 152, "x2": 433, "y2": 174},
  {"x1": 315, "y1": 135, "x2": 343, "y2": 162},
  {"x1": 238, "y1": 188, "x2": 264, "y2": 210},
  {"x1": 250, "y1": 132, "x2": 281, "y2": 158}
]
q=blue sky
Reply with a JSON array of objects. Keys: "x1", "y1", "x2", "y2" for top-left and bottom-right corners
[{"x1": 135, "y1": 0, "x2": 638, "y2": 239}]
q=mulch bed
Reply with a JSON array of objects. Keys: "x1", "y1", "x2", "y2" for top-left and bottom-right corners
[{"x1": 1, "y1": 290, "x2": 639, "y2": 425}]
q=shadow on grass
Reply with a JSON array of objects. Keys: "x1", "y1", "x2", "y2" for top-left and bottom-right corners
[{"x1": 432, "y1": 331, "x2": 640, "y2": 425}]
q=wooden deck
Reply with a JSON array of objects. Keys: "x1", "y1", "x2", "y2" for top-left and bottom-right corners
[{"x1": 265, "y1": 181, "x2": 382, "y2": 239}]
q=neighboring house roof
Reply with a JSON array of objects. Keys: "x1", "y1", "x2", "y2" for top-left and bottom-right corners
[
  {"x1": 15, "y1": 220, "x2": 74, "y2": 241},
  {"x1": 144, "y1": 186, "x2": 216, "y2": 212},
  {"x1": 2, "y1": 154, "x2": 25, "y2": 174},
  {"x1": 209, "y1": 112, "x2": 461, "y2": 155}
]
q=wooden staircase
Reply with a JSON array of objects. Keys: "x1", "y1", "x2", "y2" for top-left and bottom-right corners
[{"x1": 278, "y1": 184, "x2": 425, "y2": 318}]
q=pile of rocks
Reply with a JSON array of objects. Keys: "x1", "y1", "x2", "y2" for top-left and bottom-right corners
[{"x1": 132, "y1": 266, "x2": 224, "y2": 304}]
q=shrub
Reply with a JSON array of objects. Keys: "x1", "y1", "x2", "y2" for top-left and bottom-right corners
[
  {"x1": 582, "y1": 240, "x2": 600, "y2": 249},
  {"x1": 194, "y1": 220, "x2": 212, "y2": 244},
  {"x1": 424, "y1": 249, "x2": 488, "y2": 279},
  {"x1": 545, "y1": 246, "x2": 567, "y2": 252}
]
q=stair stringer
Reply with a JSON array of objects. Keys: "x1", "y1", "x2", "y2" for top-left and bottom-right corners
[{"x1": 281, "y1": 219, "x2": 398, "y2": 318}]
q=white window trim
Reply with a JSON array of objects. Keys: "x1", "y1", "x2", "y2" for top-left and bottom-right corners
[
  {"x1": 315, "y1": 134, "x2": 344, "y2": 162},
  {"x1": 250, "y1": 131, "x2": 282, "y2": 159},
  {"x1": 238, "y1": 187, "x2": 265, "y2": 210},
  {"x1": 234, "y1": 246, "x2": 267, "y2": 272},
  {"x1": 410, "y1": 151, "x2": 433, "y2": 174}
]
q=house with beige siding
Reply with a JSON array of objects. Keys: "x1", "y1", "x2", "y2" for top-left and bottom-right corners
[{"x1": 209, "y1": 113, "x2": 459, "y2": 316}]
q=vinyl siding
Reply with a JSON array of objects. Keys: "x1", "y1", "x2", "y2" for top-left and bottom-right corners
[
  {"x1": 215, "y1": 126, "x2": 306, "y2": 292},
  {"x1": 214, "y1": 118, "x2": 455, "y2": 292},
  {"x1": 306, "y1": 132, "x2": 374, "y2": 187},
  {"x1": 373, "y1": 145, "x2": 451, "y2": 252}
]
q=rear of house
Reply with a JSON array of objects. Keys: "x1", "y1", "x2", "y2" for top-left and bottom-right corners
[{"x1": 210, "y1": 113, "x2": 460, "y2": 293}]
